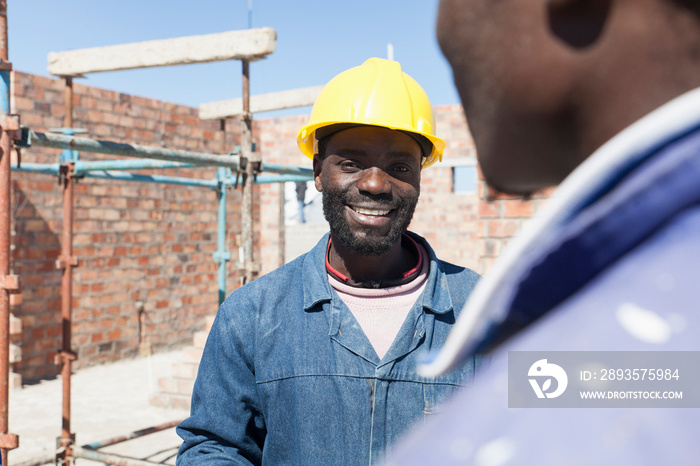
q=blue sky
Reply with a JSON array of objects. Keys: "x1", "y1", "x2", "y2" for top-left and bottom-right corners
[{"x1": 8, "y1": 0, "x2": 458, "y2": 117}]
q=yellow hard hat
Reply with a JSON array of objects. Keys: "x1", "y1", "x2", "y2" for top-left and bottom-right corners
[{"x1": 297, "y1": 57, "x2": 445, "y2": 168}]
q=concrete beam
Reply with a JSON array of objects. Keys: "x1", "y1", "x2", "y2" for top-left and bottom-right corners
[
  {"x1": 199, "y1": 85, "x2": 323, "y2": 119},
  {"x1": 47, "y1": 28, "x2": 277, "y2": 76}
]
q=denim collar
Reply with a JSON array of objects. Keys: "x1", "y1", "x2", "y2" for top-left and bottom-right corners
[{"x1": 301, "y1": 231, "x2": 453, "y2": 315}]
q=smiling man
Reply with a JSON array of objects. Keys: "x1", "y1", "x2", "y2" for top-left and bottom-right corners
[{"x1": 176, "y1": 58, "x2": 480, "y2": 465}]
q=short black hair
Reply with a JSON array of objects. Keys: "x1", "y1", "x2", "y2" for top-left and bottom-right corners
[{"x1": 316, "y1": 136, "x2": 330, "y2": 159}]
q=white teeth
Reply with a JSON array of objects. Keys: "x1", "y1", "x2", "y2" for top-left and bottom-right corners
[{"x1": 354, "y1": 207, "x2": 390, "y2": 216}]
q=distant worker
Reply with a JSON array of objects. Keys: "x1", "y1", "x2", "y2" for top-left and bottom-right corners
[
  {"x1": 176, "y1": 58, "x2": 481, "y2": 465},
  {"x1": 295, "y1": 180, "x2": 307, "y2": 223},
  {"x1": 388, "y1": 0, "x2": 700, "y2": 464}
]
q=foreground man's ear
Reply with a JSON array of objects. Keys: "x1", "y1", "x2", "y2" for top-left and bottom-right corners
[
  {"x1": 313, "y1": 154, "x2": 323, "y2": 192},
  {"x1": 547, "y1": 0, "x2": 612, "y2": 48}
]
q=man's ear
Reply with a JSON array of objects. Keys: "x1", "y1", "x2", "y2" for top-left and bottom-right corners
[
  {"x1": 547, "y1": 0, "x2": 611, "y2": 48},
  {"x1": 313, "y1": 155, "x2": 323, "y2": 192}
]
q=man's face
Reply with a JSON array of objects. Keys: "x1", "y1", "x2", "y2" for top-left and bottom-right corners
[
  {"x1": 313, "y1": 126, "x2": 422, "y2": 256},
  {"x1": 437, "y1": 0, "x2": 583, "y2": 194}
]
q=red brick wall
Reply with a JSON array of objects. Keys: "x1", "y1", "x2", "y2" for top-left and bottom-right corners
[
  {"x1": 11, "y1": 72, "x2": 251, "y2": 381},
  {"x1": 476, "y1": 172, "x2": 555, "y2": 274},
  {"x1": 10, "y1": 71, "x2": 551, "y2": 383}
]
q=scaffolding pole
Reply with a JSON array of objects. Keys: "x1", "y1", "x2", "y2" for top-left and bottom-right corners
[
  {"x1": 26, "y1": 130, "x2": 243, "y2": 170},
  {"x1": 215, "y1": 167, "x2": 231, "y2": 304},
  {"x1": 72, "y1": 447, "x2": 167, "y2": 466},
  {"x1": 73, "y1": 159, "x2": 199, "y2": 173},
  {"x1": 21, "y1": 130, "x2": 312, "y2": 179},
  {"x1": 82, "y1": 419, "x2": 181, "y2": 451},
  {"x1": 214, "y1": 119, "x2": 231, "y2": 305},
  {"x1": 240, "y1": 60, "x2": 257, "y2": 284},
  {"x1": 0, "y1": 1, "x2": 20, "y2": 464},
  {"x1": 55, "y1": 76, "x2": 77, "y2": 466},
  {"x1": 11, "y1": 162, "x2": 312, "y2": 187}
]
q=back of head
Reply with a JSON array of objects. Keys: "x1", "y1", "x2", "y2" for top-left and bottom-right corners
[{"x1": 437, "y1": 0, "x2": 700, "y2": 194}]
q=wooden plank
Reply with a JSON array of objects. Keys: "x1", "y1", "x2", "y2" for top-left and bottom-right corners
[
  {"x1": 199, "y1": 85, "x2": 324, "y2": 119},
  {"x1": 47, "y1": 28, "x2": 276, "y2": 76}
]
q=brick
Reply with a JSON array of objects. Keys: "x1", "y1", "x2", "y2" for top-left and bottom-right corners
[
  {"x1": 157, "y1": 377, "x2": 179, "y2": 394},
  {"x1": 149, "y1": 393, "x2": 191, "y2": 410},
  {"x1": 9, "y1": 293, "x2": 22, "y2": 307},
  {"x1": 478, "y1": 200, "x2": 501, "y2": 218},
  {"x1": 172, "y1": 361, "x2": 198, "y2": 380},
  {"x1": 205, "y1": 315, "x2": 216, "y2": 332},
  {"x1": 9, "y1": 344, "x2": 21, "y2": 363},
  {"x1": 503, "y1": 199, "x2": 535, "y2": 218},
  {"x1": 536, "y1": 186, "x2": 557, "y2": 198},
  {"x1": 193, "y1": 331, "x2": 209, "y2": 349},
  {"x1": 488, "y1": 219, "x2": 520, "y2": 238},
  {"x1": 9, "y1": 372, "x2": 22, "y2": 390},
  {"x1": 182, "y1": 346, "x2": 204, "y2": 365},
  {"x1": 10, "y1": 314, "x2": 21, "y2": 334}
]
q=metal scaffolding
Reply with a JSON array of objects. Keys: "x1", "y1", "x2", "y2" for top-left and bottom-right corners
[{"x1": 0, "y1": 5, "x2": 315, "y2": 465}]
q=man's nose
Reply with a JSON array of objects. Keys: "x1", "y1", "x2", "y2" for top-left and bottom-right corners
[{"x1": 357, "y1": 167, "x2": 392, "y2": 195}]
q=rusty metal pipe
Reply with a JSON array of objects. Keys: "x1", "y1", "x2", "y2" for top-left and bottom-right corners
[
  {"x1": 0, "y1": 1, "x2": 7, "y2": 62},
  {"x1": 0, "y1": 94, "x2": 11, "y2": 466},
  {"x1": 58, "y1": 76, "x2": 76, "y2": 466},
  {"x1": 64, "y1": 77, "x2": 73, "y2": 128},
  {"x1": 0, "y1": 130, "x2": 12, "y2": 466},
  {"x1": 82, "y1": 419, "x2": 183, "y2": 450},
  {"x1": 72, "y1": 446, "x2": 169, "y2": 466},
  {"x1": 0, "y1": 3, "x2": 18, "y2": 465},
  {"x1": 240, "y1": 60, "x2": 255, "y2": 284},
  {"x1": 14, "y1": 454, "x2": 55, "y2": 466}
]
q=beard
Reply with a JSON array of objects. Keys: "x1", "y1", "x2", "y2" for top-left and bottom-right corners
[{"x1": 322, "y1": 186, "x2": 419, "y2": 256}]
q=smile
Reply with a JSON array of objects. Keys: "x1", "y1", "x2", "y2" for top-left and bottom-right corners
[{"x1": 351, "y1": 206, "x2": 392, "y2": 216}]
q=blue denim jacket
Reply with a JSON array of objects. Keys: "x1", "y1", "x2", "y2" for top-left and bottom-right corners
[{"x1": 177, "y1": 232, "x2": 480, "y2": 465}]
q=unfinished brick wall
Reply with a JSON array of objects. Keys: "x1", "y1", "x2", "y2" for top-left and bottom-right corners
[{"x1": 11, "y1": 72, "x2": 253, "y2": 382}]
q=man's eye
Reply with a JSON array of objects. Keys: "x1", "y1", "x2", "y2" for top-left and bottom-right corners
[{"x1": 340, "y1": 161, "x2": 360, "y2": 169}]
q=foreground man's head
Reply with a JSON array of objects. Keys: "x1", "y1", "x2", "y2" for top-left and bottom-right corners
[{"x1": 437, "y1": 0, "x2": 700, "y2": 195}]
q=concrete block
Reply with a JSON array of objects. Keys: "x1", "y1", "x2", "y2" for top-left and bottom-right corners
[
  {"x1": 200, "y1": 85, "x2": 323, "y2": 119},
  {"x1": 9, "y1": 344, "x2": 21, "y2": 364},
  {"x1": 171, "y1": 362, "x2": 198, "y2": 380},
  {"x1": 9, "y1": 293, "x2": 22, "y2": 307},
  {"x1": 177, "y1": 379, "x2": 195, "y2": 396},
  {"x1": 149, "y1": 393, "x2": 191, "y2": 411},
  {"x1": 182, "y1": 346, "x2": 204, "y2": 365},
  {"x1": 48, "y1": 28, "x2": 277, "y2": 76},
  {"x1": 10, "y1": 314, "x2": 21, "y2": 335},
  {"x1": 9, "y1": 372, "x2": 21, "y2": 390},
  {"x1": 205, "y1": 315, "x2": 216, "y2": 332},
  {"x1": 193, "y1": 331, "x2": 208, "y2": 349}
]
